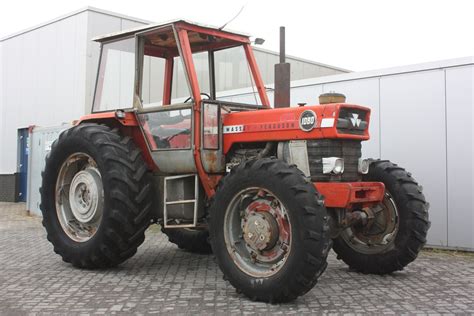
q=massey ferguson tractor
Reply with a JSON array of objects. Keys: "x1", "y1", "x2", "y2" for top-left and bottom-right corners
[{"x1": 40, "y1": 20, "x2": 430, "y2": 303}]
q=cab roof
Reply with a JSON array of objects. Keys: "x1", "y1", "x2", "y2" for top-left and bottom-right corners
[{"x1": 92, "y1": 19, "x2": 251, "y2": 43}]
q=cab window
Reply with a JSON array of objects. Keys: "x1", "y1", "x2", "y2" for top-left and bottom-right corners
[{"x1": 93, "y1": 37, "x2": 135, "y2": 112}]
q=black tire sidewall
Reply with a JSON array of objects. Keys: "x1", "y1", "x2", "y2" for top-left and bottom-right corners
[
  {"x1": 41, "y1": 124, "x2": 152, "y2": 268},
  {"x1": 43, "y1": 130, "x2": 110, "y2": 255},
  {"x1": 332, "y1": 160, "x2": 429, "y2": 274},
  {"x1": 210, "y1": 159, "x2": 330, "y2": 300}
]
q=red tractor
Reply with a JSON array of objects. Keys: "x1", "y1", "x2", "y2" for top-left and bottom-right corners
[{"x1": 41, "y1": 21, "x2": 430, "y2": 303}]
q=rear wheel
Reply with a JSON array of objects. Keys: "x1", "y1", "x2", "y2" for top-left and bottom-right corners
[
  {"x1": 209, "y1": 158, "x2": 331, "y2": 303},
  {"x1": 162, "y1": 228, "x2": 212, "y2": 254},
  {"x1": 332, "y1": 160, "x2": 430, "y2": 274},
  {"x1": 40, "y1": 123, "x2": 152, "y2": 268}
]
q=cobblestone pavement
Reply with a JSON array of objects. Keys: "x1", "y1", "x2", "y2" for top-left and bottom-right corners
[{"x1": 1, "y1": 202, "x2": 473, "y2": 315}]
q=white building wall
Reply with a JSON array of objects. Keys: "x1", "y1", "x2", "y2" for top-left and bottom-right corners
[
  {"x1": 0, "y1": 11, "x2": 89, "y2": 174},
  {"x1": 0, "y1": 9, "x2": 151, "y2": 175},
  {"x1": 225, "y1": 58, "x2": 474, "y2": 250},
  {"x1": 379, "y1": 70, "x2": 448, "y2": 246},
  {"x1": 445, "y1": 66, "x2": 474, "y2": 249}
]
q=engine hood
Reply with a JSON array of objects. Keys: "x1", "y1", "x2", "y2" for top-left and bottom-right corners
[{"x1": 221, "y1": 103, "x2": 371, "y2": 153}]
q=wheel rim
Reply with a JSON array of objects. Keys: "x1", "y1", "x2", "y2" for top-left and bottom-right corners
[
  {"x1": 55, "y1": 153, "x2": 104, "y2": 242},
  {"x1": 341, "y1": 191, "x2": 399, "y2": 254},
  {"x1": 223, "y1": 187, "x2": 291, "y2": 277}
]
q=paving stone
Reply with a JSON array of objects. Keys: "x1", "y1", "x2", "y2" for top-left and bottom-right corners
[{"x1": 0, "y1": 202, "x2": 473, "y2": 314}]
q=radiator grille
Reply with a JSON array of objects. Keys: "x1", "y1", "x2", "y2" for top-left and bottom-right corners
[{"x1": 307, "y1": 139, "x2": 362, "y2": 182}]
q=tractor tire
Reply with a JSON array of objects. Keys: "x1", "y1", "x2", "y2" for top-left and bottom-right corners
[
  {"x1": 40, "y1": 123, "x2": 152, "y2": 269},
  {"x1": 332, "y1": 160, "x2": 430, "y2": 274},
  {"x1": 162, "y1": 228, "x2": 212, "y2": 254},
  {"x1": 209, "y1": 158, "x2": 331, "y2": 303}
]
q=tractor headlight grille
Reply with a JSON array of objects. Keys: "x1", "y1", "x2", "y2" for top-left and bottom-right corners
[{"x1": 307, "y1": 139, "x2": 362, "y2": 182}]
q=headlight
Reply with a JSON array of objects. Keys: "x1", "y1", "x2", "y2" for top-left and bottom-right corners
[
  {"x1": 358, "y1": 158, "x2": 370, "y2": 174},
  {"x1": 322, "y1": 157, "x2": 344, "y2": 174}
]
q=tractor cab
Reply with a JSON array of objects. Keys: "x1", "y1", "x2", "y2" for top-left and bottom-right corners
[{"x1": 90, "y1": 20, "x2": 269, "y2": 197}]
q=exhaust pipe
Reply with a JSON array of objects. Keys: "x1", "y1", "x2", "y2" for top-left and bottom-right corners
[{"x1": 274, "y1": 26, "x2": 291, "y2": 108}]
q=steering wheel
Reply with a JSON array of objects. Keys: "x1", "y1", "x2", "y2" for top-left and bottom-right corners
[{"x1": 184, "y1": 93, "x2": 211, "y2": 103}]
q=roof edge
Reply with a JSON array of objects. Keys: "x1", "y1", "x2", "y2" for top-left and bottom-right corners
[
  {"x1": 86, "y1": 6, "x2": 152, "y2": 25},
  {"x1": 253, "y1": 46, "x2": 351, "y2": 73},
  {"x1": 289, "y1": 55, "x2": 474, "y2": 88},
  {"x1": 0, "y1": 6, "x2": 152, "y2": 42},
  {"x1": 92, "y1": 19, "x2": 251, "y2": 42}
]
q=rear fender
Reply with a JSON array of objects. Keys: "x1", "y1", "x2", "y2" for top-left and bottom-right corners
[{"x1": 75, "y1": 111, "x2": 157, "y2": 171}]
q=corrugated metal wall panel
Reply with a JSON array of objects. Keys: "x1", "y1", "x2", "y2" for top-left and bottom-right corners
[{"x1": 445, "y1": 66, "x2": 474, "y2": 249}]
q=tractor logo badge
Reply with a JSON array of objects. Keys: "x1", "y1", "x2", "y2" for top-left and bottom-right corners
[
  {"x1": 299, "y1": 110, "x2": 317, "y2": 132},
  {"x1": 350, "y1": 113, "x2": 361, "y2": 127}
]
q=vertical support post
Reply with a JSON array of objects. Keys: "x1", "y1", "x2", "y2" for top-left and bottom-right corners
[
  {"x1": 274, "y1": 26, "x2": 291, "y2": 108},
  {"x1": 243, "y1": 44, "x2": 271, "y2": 107},
  {"x1": 163, "y1": 57, "x2": 174, "y2": 105},
  {"x1": 176, "y1": 28, "x2": 215, "y2": 197},
  {"x1": 208, "y1": 51, "x2": 216, "y2": 100}
]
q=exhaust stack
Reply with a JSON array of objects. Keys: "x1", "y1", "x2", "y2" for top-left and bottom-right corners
[{"x1": 274, "y1": 26, "x2": 291, "y2": 108}]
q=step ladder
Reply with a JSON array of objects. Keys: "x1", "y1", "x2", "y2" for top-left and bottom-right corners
[{"x1": 163, "y1": 174, "x2": 199, "y2": 228}]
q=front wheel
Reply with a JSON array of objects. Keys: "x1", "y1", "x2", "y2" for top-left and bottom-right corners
[
  {"x1": 332, "y1": 160, "x2": 430, "y2": 274},
  {"x1": 209, "y1": 158, "x2": 331, "y2": 303}
]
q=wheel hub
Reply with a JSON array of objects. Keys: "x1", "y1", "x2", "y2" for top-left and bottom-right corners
[
  {"x1": 243, "y1": 211, "x2": 279, "y2": 251},
  {"x1": 55, "y1": 152, "x2": 104, "y2": 242},
  {"x1": 342, "y1": 192, "x2": 399, "y2": 254},
  {"x1": 69, "y1": 168, "x2": 103, "y2": 223},
  {"x1": 224, "y1": 187, "x2": 291, "y2": 278}
]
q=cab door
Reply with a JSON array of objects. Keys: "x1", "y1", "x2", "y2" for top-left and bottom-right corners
[
  {"x1": 200, "y1": 101, "x2": 225, "y2": 173},
  {"x1": 137, "y1": 103, "x2": 196, "y2": 173},
  {"x1": 134, "y1": 27, "x2": 198, "y2": 174}
]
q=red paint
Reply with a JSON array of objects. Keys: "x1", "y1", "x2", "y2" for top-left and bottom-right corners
[
  {"x1": 315, "y1": 182, "x2": 385, "y2": 208},
  {"x1": 76, "y1": 112, "x2": 157, "y2": 171},
  {"x1": 77, "y1": 111, "x2": 138, "y2": 126},
  {"x1": 177, "y1": 29, "x2": 216, "y2": 197},
  {"x1": 222, "y1": 103, "x2": 371, "y2": 153}
]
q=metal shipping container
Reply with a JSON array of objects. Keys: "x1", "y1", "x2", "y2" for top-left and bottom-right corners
[{"x1": 27, "y1": 124, "x2": 71, "y2": 216}]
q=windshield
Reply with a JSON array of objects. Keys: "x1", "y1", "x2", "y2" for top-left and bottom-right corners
[{"x1": 190, "y1": 44, "x2": 261, "y2": 105}]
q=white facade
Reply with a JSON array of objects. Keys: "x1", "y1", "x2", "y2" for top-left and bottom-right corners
[
  {"x1": 0, "y1": 8, "x2": 145, "y2": 175},
  {"x1": 222, "y1": 57, "x2": 474, "y2": 251}
]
